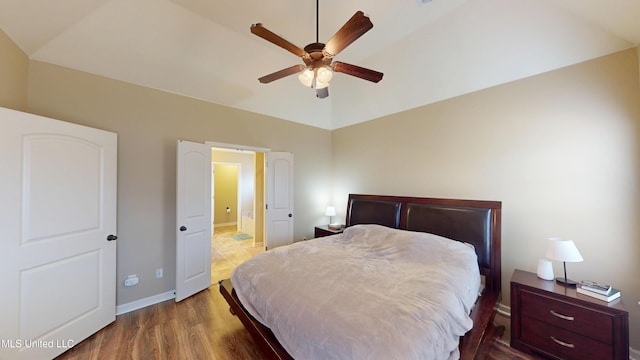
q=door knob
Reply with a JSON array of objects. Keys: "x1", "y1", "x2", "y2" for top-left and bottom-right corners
[
  {"x1": 107, "y1": 234, "x2": 118, "y2": 241},
  {"x1": 180, "y1": 226, "x2": 187, "y2": 231},
  {"x1": 288, "y1": 213, "x2": 292, "y2": 218}
]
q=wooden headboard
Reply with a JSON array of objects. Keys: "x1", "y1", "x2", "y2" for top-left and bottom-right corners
[{"x1": 345, "y1": 194, "x2": 502, "y2": 295}]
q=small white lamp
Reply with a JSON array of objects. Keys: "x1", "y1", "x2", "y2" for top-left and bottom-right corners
[
  {"x1": 545, "y1": 237, "x2": 583, "y2": 286},
  {"x1": 325, "y1": 206, "x2": 336, "y2": 225},
  {"x1": 536, "y1": 259, "x2": 554, "y2": 281},
  {"x1": 325, "y1": 206, "x2": 341, "y2": 230}
]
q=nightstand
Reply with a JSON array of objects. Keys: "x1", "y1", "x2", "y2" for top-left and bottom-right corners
[
  {"x1": 510, "y1": 269, "x2": 629, "y2": 360},
  {"x1": 314, "y1": 225, "x2": 345, "y2": 238}
]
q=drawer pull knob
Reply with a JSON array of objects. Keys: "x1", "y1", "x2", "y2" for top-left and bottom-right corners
[
  {"x1": 549, "y1": 310, "x2": 574, "y2": 321},
  {"x1": 550, "y1": 336, "x2": 575, "y2": 348}
]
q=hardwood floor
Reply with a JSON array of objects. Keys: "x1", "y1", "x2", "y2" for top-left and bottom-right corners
[
  {"x1": 484, "y1": 339, "x2": 540, "y2": 360},
  {"x1": 56, "y1": 228, "x2": 538, "y2": 359},
  {"x1": 56, "y1": 287, "x2": 266, "y2": 360},
  {"x1": 483, "y1": 314, "x2": 542, "y2": 360}
]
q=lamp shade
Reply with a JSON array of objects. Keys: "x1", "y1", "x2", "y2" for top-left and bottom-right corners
[
  {"x1": 545, "y1": 238, "x2": 583, "y2": 262},
  {"x1": 325, "y1": 206, "x2": 336, "y2": 217}
]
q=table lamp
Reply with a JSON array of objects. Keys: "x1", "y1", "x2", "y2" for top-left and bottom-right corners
[
  {"x1": 326, "y1": 206, "x2": 342, "y2": 230},
  {"x1": 545, "y1": 237, "x2": 583, "y2": 286},
  {"x1": 325, "y1": 206, "x2": 336, "y2": 225}
]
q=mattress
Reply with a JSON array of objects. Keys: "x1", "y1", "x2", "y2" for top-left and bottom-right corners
[{"x1": 231, "y1": 224, "x2": 481, "y2": 360}]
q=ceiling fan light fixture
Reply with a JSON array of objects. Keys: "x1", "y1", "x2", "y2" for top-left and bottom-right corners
[
  {"x1": 316, "y1": 66, "x2": 333, "y2": 83},
  {"x1": 252, "y1": 2, "x2": 382, "y2": 98},
  {"x1": 315, "y1": 79, "x2": 329, "y2": 89},
  {"x1": 298, "y1": 68, "x2": 314, "y2": 87}
]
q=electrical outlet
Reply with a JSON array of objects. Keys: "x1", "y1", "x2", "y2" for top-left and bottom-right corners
[
  {"x1": 156, "y1": 268, "x2": 163, "y2": 278},
  {"x1": 124, "y1": 275, "x2": 139, "y2": 287}
]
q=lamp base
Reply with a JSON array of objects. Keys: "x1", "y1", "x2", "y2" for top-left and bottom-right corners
[
  {"x1": 555, "y1": 277, "x2": 578, "y2": 287},
  {"x1": 328, "y1": 223, "x2": 343, "y2": 230}
]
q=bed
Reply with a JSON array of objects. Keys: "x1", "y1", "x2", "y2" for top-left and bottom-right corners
[{"x1": 219, "y1": 194, "x2": 502, "y2": 359}]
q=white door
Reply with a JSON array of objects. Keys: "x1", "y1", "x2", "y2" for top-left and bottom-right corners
[
  {"x1": 175, "y1": 140, "x2": 212, "y2": 302},
  {"x1": 0, "y1": 107, "x2": 117, "y2": 360},
  {"x1": 265, "y1": 152, "x2": 294, "y2": 249}
]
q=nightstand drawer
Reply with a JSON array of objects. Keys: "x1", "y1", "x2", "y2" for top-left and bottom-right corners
[
  {"x1": 511, "y1": 270, "x2": 629, "y2": 360},
  {"x1": 522, "y1": 316, "x2": 612, "y2": 360},
  {"x1": 520, "y1": 289, "x2": 613, "y2": 343}
]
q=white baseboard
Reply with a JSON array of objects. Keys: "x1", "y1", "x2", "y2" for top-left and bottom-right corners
[
  {"x1": 116, "y1": 290, "x2": 176, "y2": 315},
  {"x1": 495, "y1": 302, "x2": 510, "y2": 317}
]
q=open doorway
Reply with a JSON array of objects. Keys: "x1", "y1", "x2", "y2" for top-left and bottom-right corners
[
  {"x1": 210, "y1": 147, "x2": 265, "y2": 282},
  {"x1": 175, "y1": 140, "x2": 293, "y2": 300}
]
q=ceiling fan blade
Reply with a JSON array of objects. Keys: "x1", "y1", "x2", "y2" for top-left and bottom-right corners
[
  {"x1": 251, "y1": 23, "x2": 307, "y2": 58},
  {"x1": 316, "y1": 87, "x2": 329, "y2": 99},
  {"x1": 333, "y1": 61, "x2": 383, "y2": 83},
  {"x1": 324, "y1": 11, "x2": 373, "y2": 57},
  {"x1": 258, "y1": 64, "x2": 305, "y2": 84}
]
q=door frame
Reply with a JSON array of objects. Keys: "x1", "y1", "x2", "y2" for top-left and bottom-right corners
[
  {"x1": 205, "y1": 141, "x2": 271, "y2": 154},
  {"x1": 204, "y1": 141, "x2": 271, "y2": 235},
  {"x1": 206, "y1": 142, "x2": 271, "y2": 243},
  {"x1": 177, "y1": 141, "x2": 294, "y2": 302}
]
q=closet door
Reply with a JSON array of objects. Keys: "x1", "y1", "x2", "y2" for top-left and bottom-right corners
[{"x1": 0, "y1": 107, "x2": 117, "y2": 359}]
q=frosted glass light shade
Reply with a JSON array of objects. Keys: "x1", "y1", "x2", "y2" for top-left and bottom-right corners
[
  {"x1": 316, "y1": 67, "x2": 333, "y2": 83},
  {"x1": 299, "y1": 67, "x2": 333, "y2": 89},
  {"x1": 298, "y1": 69, "x2": 314, "y2": 87},
  {"x1": 315, "y1": 80, "x2": 329, "y2": 89}
]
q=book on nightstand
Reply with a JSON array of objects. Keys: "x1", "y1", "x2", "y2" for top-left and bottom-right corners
[
  {"x1": 580, "y1": 284, "x2": 612, "y2": 295},
  {"x1": 577, "y1": 286, "x2": 621, "y2": 302}
]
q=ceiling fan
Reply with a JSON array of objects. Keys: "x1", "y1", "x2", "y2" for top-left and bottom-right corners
[{"x1": 251, "y1": 0, "x2": 383, "y2": 99}]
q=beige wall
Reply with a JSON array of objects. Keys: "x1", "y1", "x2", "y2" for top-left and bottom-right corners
[
  {"x1": 0, "y1": 28, "x2": 27, "y2": 111},
  {"x1": 212, "y1": 149, "x2": 256, "y2": 225},
  {"x1": 25, "y1": 61, "x2": 333, "y2": 305},
  {"x1": 333, "y1": 48, "x2": 640, "y2": 348},
  {"x1": 213, "y1": 164, "x2": 238, "y2": 225}
]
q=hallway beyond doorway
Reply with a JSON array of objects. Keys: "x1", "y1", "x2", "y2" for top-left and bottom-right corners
[{"x1": 211, "y1": 225, "x2": 264, "y2": 283}]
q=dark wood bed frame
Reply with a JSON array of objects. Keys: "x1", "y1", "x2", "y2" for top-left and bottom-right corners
[{"x1": 219, "y1": 194, "x2": 503, "y2": 360}]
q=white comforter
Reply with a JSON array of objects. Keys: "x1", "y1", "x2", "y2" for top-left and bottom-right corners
[{"x1": 231, "y1": 224, "x2": 481, "y2": 360}]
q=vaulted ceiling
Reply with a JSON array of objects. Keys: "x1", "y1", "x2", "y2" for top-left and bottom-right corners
[{"x1": 1, "y1": 0, "x2": 639, "y2": 129}]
